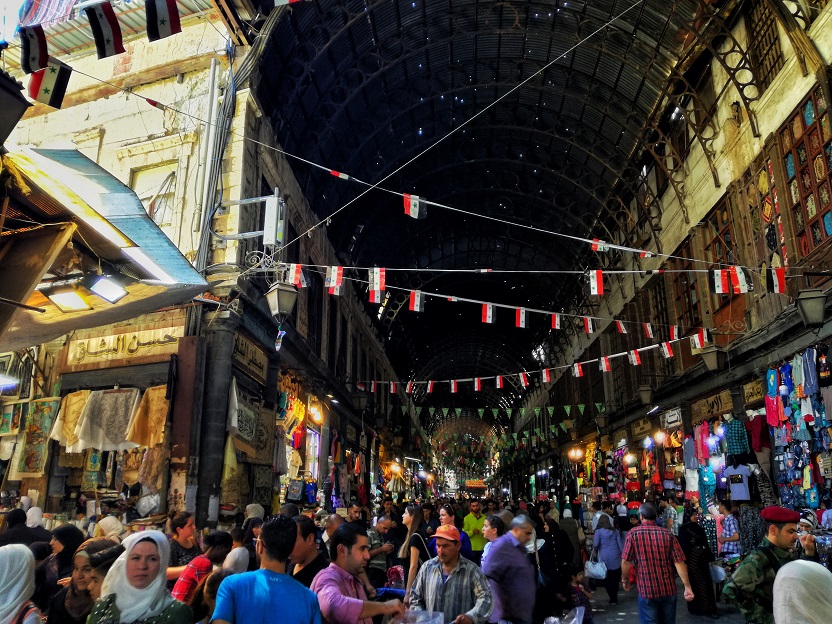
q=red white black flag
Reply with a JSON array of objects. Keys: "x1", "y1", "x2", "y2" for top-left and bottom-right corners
[
  {"x1": 450, "y1": 380, "x2": 458, "y2": 393},
  {"x1": 85, "y1": 2, "x2": 124, "y2": 59},
  {"x1": 542, "y1": 369, "x2": 551, "y2": 383},
  {"x1": 369, "y1": 267, "x2": 385, "y2": 292},
  {"x1": 496, "y1": 375, "x2": 504, "y2": 389},
  {"x1": 390, "y1": 382, "x2": 397, "y2": 394},
  {"x1": 573, "y1": 363, "x2": 583, "y2": 378},
  {"x1": 584, "y1": 317, "x2": 594, "y2": 335},
  {"x1": 405, "y1": 381, "x2": 414, "y2": 394},
  {"x1": 690, "y1": 328, "x2": 707, "y2": 349},
  {"x1": 29, "y1": 58, "x2": 72, "y2": 109},
  {"x1": 403, "y1": 194, "x2": 426, "y2": 219},
  {"x1": 766, "y1": 267, "x2": 786, "y2": 293},
  {"x1": 482, "y1": 303, "x2": 494, "y2": 324},
  {"x1": 326, "y1": 266, "x2": 343, "y2": 295},
  {"x1": 628, "y1": 350, "x2": 642, "y2": 366},
  {"x1": 644, "y1": 323, "x2": 654, "y2": 339},
  {"x1": 519, "y1": 372, "x2": 529, "y2": 387},
  {"x1": 599, "y1": 357, "x2": 611, "y2": 372},
  {"x1": 516, "y1": 308, "x2": 526, "y2": 328},
  {"x1": 426, "y1": 381, "x2": 434, "y2": 393},
  {"x1": 146, "y1": 0, "x2": 182, "y2": 41},
  {"x1": 660, "y1": 342, "x2": 674, "y2": 359},
  {"x1": 409, "y1": 290, "x2": 424, "y2": 312},
  {"x1": 670, "y1": 325, "x2": 680, "y2": 340},
  {"x1": 474, "y1": 378, "x2": 482, "y2": 392},
  {"x1": 552, "y1": 313, "x2": 561, "y2": 329},
  {"x1": 589, "y1": 270, "x2": 604, "y2": 295},
  {"x1": 19, "y1": 25, "x2": 48, "y2": 74},
  {"x1": 616, "y1": 320, "x2": 627, "y2": 334}
]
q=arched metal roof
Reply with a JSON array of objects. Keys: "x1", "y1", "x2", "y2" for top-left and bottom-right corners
[{"x1": 255, "y1": 0, "x2": 712, "y2": 431}]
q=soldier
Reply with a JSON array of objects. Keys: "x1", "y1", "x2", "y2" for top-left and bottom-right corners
[{"x1": 722, "y1": 506, "x2": 818, "y2": 624}]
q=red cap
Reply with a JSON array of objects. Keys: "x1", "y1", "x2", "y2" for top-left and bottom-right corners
[
  {"x1": 434, "y1": 524, "x2": 461, "y2": 542},
  {"x1": 760, "y1": 506, "x2": 801, "y2": 524}
]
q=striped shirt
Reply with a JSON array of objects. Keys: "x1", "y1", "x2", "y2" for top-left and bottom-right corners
[{"x1": 409, "y1": 555, "x2": 493, "y2": 624}]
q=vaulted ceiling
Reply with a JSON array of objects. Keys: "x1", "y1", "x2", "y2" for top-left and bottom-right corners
[{"x1": 254, "y1": 0, "x2": 716, "y2": 432}]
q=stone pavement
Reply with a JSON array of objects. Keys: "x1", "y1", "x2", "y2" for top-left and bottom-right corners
[{"x1": 587, "y1": 580, "x2": 746, "y2": 624}]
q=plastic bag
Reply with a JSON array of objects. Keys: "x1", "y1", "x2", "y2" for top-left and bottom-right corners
[{"x1": 543, "y1": 607, "x2": 586, "y2": 624}]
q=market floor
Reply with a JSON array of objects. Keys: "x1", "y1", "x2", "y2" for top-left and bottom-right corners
[{"x1": 587, "y1": 581, "x2": 746, "y2": 623}]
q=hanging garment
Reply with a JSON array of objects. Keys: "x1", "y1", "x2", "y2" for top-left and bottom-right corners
[
  {"x1": 288, "y1": 449, "x2": 302, "y2": 479},
  {"x1": 138, "y1": 444, "x2": 169, "y2": 494},
  {"x1": 338, "y1": 464, "x2": 350, "y2": 495},
  {"x1": 75, "y1": 388, "x2": 140, "y2": 451},
  {"x1": 744, "y1": 414, "x2": 770, "y2": 452},
  {"x1": 765, "y1": 394, "x2": 781, "y2": 428},
  {"x1": 126, "y1": 386, "x2": 169, "y2": 447},
  {"x1": 273, "y1": 427, "x2": 288, "y2": 475},
  {"x1": 305, "y1": 481, "x2": 317, "y2": 504},
  {"x1": 804, "y1": 348, "x2": 819, "y2": 396},
  {"x1": 50, "y1": 390, "x2": 91, "y2": 450},
  {"x1": 725, "y1": 418, "x2": 751, "y2": 455}
]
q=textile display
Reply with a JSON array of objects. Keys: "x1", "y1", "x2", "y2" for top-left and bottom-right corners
[
  {"x1": 0, "y1": 402, "x2": 24, "y2": 436},
  {"x1": 6, "y1": 432, "x2": 25, "y2": 481},
  {"x1": 58, "y1": 449, "x2": 85, "y2": 468},
  {"x1": 250, "y1": 465, "x2": 273, "y2": 507},
  {"x1": 76, "y1": 388, "x2": 140, "y2": 451},
  {"x1": 16, "y1": 398, "x2": 59, "y2": 477},
  {"x1": 138, "y1": 444, "x2": 169, "y2": 494},
  {"x1": 122, "y1": 448, "x2": 143, "y2": 486},
  {"x1": 126, "y1": 385, "x2": 169, "y2": 447},
  {"x1": 251, "y1": 406, "x2": 276, "y2": 466},
  {"x1": 50, "y1": 390, "x2": 90, "y2": 449}
]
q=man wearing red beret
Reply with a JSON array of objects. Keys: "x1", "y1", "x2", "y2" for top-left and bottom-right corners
[{"x1": 723, "y1": 506, "x2": 818, "y2": 624}]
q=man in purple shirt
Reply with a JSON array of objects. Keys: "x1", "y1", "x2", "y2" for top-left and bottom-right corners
[
  {"x1": 310, "y1": 523, "x2": 404, "y2": 624},
  {"x1": 481, "y1": 514, "x2": 536, "y2": 624}
]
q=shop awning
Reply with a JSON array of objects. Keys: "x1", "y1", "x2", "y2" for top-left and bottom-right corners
[{"x1": 0, "y1": 147, "x2": 207, "y2": 351}]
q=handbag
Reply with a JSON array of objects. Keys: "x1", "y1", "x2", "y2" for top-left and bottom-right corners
[
  {"x1": 533, "y1": 535, "x2": 550, "y2": 588},
  {"x1": 584, "y1": 548, "x2": 607, "y2": 580},
  {"x1": 709, "y1": 562, "x2": 727, "y2": 583}
]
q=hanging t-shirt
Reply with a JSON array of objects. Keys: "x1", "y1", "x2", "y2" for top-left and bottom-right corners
[
  {"x1": 724, "y1": 418, "x2": 751, "y2": 455},
  {"x1": 744, "y1": 415, "x2": 770, "y2": 452},
  {"x1": 684, "y1": 437, "x2": 699, "y2": 470},
  {"x1": 766, "y1": 368, "x2": 779, "y2": 397},
  {"x1": 780, "y1": 363, "x2": 794, "y2": 394},
  {"x1": 723, "y1": 464, "x2": 751, "y2": 500},
  {"x1": 804, "y1": 348, "x2": 819, "y2": 396}
]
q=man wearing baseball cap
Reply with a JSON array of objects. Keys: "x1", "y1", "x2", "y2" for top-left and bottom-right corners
[
  {"x1": 723, "y1": 506, "x2": 819, "y2": 624},
  {"x1": 409, "y1": 524, "x2": 493, "y2": 624}
]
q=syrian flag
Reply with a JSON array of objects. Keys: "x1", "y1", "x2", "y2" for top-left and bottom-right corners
[
  {"x1": 369, "y1": 267, "x2": 386, "y2": 291},
  {"x1": 330, "y1": 170, "x2": 350, "y2": 180},
  {"x1": 591, "y1": 239, "x2": 609, "y2": 252},
  {"x1": 474, "y1": 378, "x2": 482, "y2": 391},
  {"x1": 589, "y1": 270, "x2": 604, "y2": 295},
  {"x1": 660, "y1": 342, "x2": 674, "y2": 359},
  {"x1": 616, "y1": 320, "x2": 627, "y2": 334},
  {"x1": 370, "y1": 381, "x2": 377, "y2": 393},
  {"x1": 427, "y1": 380, "x2": 435, "y2": 393},
  {"x1": 450, "y1": 380, "x2": 458, "y2": 393},
  {"x1": 644, "y1": 323, "x2": 654, "y2": 339},
  {"x1": 670, "y1": 325, "x2": 680, "y2": 340},
  {"x1": 628, "y1": 350, "x2": 642, "y2": 366},
  {"x1": 542, "y1": 369, "x2": 551, "y2": 383},
  {"x1": 766, "y1": 267, "x2": 786, "y2": 293},
  {"x1": 355, "y1": 382, "x2": 366, "y2": 391},
  {"x1": 712, "y1": 269, "x2": 730, "y2": 294},
  {"x1": 29, "y1": 58, "x2": 72, "y2": 109},
  {"x1": 516, "y1": 308, "x2": 527, "y2": 328},
  {"x1": 584, "y1": 317, "x2": 594, "y2": 334},
  {"x1": 326, "y1": 266, "x2": 343, "y2": 294},
  {"x1": 405, "y1": 381, "x2": 414, "y2": 394},
  {"x1": 369, "y1": 290, "x2": 382, "y2": 303},
  {"x1": 496, "y1": 375, "x2": 504, "y2": 389},
  {"x1": 390, "y1": 382, "x2": 397, "y2": 394},
  {"x1": 482, "y1": 303, "x2": 494, "y2": 324},
  {"x1": 730, "y1": 267, "x2": 750, "y2": 293},
  {"x1": 690, "y1": 328, "x2": 707, "y2": 349},
  {"x1": 86, "y1": 2, "x2": 125, "y2": 59},
  {"x1": 403, "y1": 194, "x2": 426, "y2": 219},
  {"x1": 447, "y1": 296, "x2": 458, "y2": 302},
  {"x1": 19, "y1": 26, "x2": 48, "y2": 74},
  {"x1": 519, "y1": 372, "x2": 529, "y2": 387},
  {"x1": 573, "y1": 363, "x2": 583, "y2": 378},
  {"x1": 599, "y1": 357, "x2": 611, "y2": 372},
  {"x1": 274, "y1": 0, "x2": 304, "y2": 5},
  {"x1": 640, "y1": 250, "x2": 654, "y2": 258},
  {"x1": 409, "y1": 290, "x2": 424, "y2": 312},
  {"x1": 287, "y1": 263, "x2": 303, "y2": 286},
  {"x1": 146, "y1": 0, "x2": 182, "y2": 41},
  {"x1": 552, "y1": 313, "x2": 561, "y2": 329}
]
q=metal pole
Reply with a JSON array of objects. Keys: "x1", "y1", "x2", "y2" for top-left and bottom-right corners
[{"x1": 193, "y1": 57, "x2": 218, "y2": 235}]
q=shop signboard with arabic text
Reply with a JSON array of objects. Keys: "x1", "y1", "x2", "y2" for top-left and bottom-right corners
[
  {"x1": 61, "y1": 325, "x2": 184, "y2": 372},
  {"x1": 232, "y1": 333, "x2": 268, "y2": 385}
]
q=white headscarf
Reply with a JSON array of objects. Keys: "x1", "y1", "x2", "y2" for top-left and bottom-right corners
[
  {"x1": 18, "y1": 497, "x2": 32, "y2": 513},
  {"x1": 562, "y1": 509, "x2": 573, "y2": 518},
  {"x1": 245, "y1": 503, "x2": 265, "y2": 520},
  {"x1": 100, "y1": 530, "x2": 173, "y2": 623},
  {"x1": 25, "y1": 507, "x2": 43, "y2": 529},
  {"x1": 96, "y1": 516, "x2": 125, "y2": 543},
  {"x1": 773, "y1": 559, "x2": 832, "y2": 624},
  {"x1": 0, "y1": 544, "x2": 35, "y2": 624}
]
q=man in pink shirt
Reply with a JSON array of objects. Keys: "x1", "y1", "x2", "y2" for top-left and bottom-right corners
[{"x1": 310, "y1": 523, "x2": 404, "y2": 624}]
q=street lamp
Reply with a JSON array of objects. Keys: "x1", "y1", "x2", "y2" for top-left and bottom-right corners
[
  {"x1": 638, "y1": 385, "x2": 653, "y2": 406},
  {"x1": 795, "y1": 289, "x2": 827, "y2": 328},
  {"x1": 264, "y1": 281, "x2": 298, "y2": 322},
  {"x1": 700, "y1": 344, "x2": 727, "y2": 372}
]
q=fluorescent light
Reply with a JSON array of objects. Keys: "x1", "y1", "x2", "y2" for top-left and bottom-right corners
[
  {"x1": 123, "y1": 247, "x2": 176, "y2": 284},
  {"x1": 86, "y1": 275, "x2": 128, "y2": 303},
  {"x1": 45, "y1": 287, "x2": 93, "y2": 312},
  {"x1": 0, "y1": 374, "x2": 19, "y2": 389}
]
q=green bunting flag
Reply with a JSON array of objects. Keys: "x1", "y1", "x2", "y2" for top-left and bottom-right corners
[
  {"x1": 442, "y1": 407, "x2": 450, "y2": 417},
  {"x1": 455, "y1": 408, "x2": 462, "y2": 417},
  {"x1": 429, "y1": 408, "x2": 435, "y2": 416},
  {"x1": 492, "y1": 408, "x2": 499, "y2": 418},
  {"x1": 559, "y1": 421, "x2": 568, "y2": 432},
  {"x1": 534, "y1": 407, "x2": 541, "y2": 417},
  {"x1": 595, "y1": 402, "x2": 606, "y2": 413},
  {"x1": 578, "y1": 404, "x2": 585, "y2": 415},
  {"x1": 564, "y1": 405, "x2": 572, "y2": 416},
  {"x1": 548, "y1": 406, "x2": 555, "y2": 416},
  {"x1": 478, "y1": 408, "x2": 485, "y2": 418}
]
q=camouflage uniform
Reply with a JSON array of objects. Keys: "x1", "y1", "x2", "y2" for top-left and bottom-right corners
[{"x1": 722, "y1": 538, "x2": 812, "y2": 624}]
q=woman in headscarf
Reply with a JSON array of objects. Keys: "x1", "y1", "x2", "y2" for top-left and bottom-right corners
[
  {"x1": 558, "y1": 508, "x2": 584, "y2": 567},
  {"x1": 26, "y1": 507, "x2": 44, "y2": 529},
  {"x1": 96, "y1": 516, "x2": 126, "y2": 543},
  {"x1": 677, "y1": 507, "x2": 717, "y2": 617},
  {"x1": 87, "y1": 530, "x2": 192, "y2": 624},
  {"x1": 0, "y1": 509, "x2": 52, "y2": 547},
  {"x1": 539, "y1": 516, "x2": 574, "y2": 619},
  {"x1": 773, "y1": 559, "x2": 832, "y2": 624},
  {"x1": 34, "y1": 523, "x2": 86, "y2": 610},
  {"x1": 0, "y1": 544, "x2": 43, "y2": 624},
  {"x1": 47, "y1": 538, "x2": 113, "y2": 624}
]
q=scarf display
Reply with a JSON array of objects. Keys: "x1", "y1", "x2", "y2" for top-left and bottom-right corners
[
  {"x1": 100, "y1": 530, "x2": 174, "y2": 623},
  {"x1": 0, "y1": 544, "x2": 35, "y2": 624},
  {"x1": 773, "y1": 560, "x2": 832, "y2": 624}
]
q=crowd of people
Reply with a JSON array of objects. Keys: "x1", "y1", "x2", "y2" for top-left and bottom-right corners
[{"x1": 1, "y1": 494, "x2": 831, "y2": 624}]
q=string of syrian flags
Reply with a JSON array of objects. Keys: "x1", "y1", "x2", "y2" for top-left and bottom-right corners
[
  {"x1": 353, "y1": 331, "x2": 710, "y2": 397},
  {"x1": 9, "y1": 1, "x2": 795, "y2": 288}
]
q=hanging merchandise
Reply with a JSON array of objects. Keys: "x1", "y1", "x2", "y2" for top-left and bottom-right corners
[
  {"x1": 15, "y1": 398, "x2": 60, "y2": 477},
  {"x1": 126, "y1": 385, "x2": 169, "y2": 447},
  {"x1": 75, "y1": 388, "x2": 141, "y2": 451}
]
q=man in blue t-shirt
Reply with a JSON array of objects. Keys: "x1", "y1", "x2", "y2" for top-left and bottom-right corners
[{"x1": 212, "y1": 515, "x2": 322, "y2": 624}]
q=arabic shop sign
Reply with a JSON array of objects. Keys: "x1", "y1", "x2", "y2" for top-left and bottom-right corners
[
  {"x1": 232, "y1": 333, "x2": 268, "y2": 385},
  {"x1": 67, "y1": 326, "x2": 183, "y2": 368}
]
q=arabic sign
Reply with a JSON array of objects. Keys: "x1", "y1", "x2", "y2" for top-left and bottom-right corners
[
  {"x1": 743, "y1": 379, "x2": 764, "y2": 405},
  {"x1": 66, "y1": 326, "x2": 183, "y2": 369},
  {"x1": 691, "y1": 389, "x2": 733, "y2": 425},
  {"x1": 464, "y1": 479, "x2": 487, "y2": 488},
  {"x1": 232, "y1": 333, "x2": 268, "y2": 385}
]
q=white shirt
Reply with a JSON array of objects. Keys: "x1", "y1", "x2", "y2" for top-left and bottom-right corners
[{"x1": 616, "y1": 504, "x2": 627, "y2": 517}]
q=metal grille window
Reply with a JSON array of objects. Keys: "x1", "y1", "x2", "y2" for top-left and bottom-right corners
[
  {"x1": 672, "y1": 239, "x2": 702, "y2": 330},
  {"x1": 703, "y1": 199, "x2": 741, "y2": 309},
  {"x1": 745, "y1": 0, "x2": 784, "y2": 93},
  {"x1": 779, "y1": 87, "x2": 832, "y2": 257}
]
